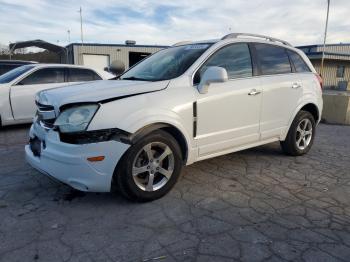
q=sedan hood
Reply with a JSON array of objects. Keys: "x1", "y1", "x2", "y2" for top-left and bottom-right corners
[{"x1": 37, "y1": 79, "x2": 169, "y2": 108}]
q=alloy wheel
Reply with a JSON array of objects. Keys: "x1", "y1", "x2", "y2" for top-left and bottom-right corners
[
  {"x1": 295, "y1": 118, "x2": 313, "y2": 150},
  {"x1": 132, "y1": 142, "x2": 175, "y2": 192}
]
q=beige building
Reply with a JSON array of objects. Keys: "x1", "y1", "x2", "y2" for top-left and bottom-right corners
[
  {"x1": 298, "y1": 44, "x2": 350, "y2": 124},
  {"x1": 298, "y1": 43, "x2": 350, "y2": 90},
  {"x1": 65, "y1": 42, "x2": 168, "y2": 72}
]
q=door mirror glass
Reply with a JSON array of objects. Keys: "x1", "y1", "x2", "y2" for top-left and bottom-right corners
[
  {"x1": 197, "y1": 66, "x2": 228, "y2": 94},
  {"x1": 109, "y1": 60, "x2": 125, "y2": 76}
]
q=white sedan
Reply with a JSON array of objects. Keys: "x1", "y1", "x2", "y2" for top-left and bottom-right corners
[{"x1": 0, "y1": 64, "x2": 114, "y2": 126}]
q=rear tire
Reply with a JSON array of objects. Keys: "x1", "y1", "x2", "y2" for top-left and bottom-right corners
[
  {"x1": 280, "y1": 110, "x2": 316, "y2": 156},
  {"x1": 113, "y1": 130, "x2": 183, "y2": 202}
]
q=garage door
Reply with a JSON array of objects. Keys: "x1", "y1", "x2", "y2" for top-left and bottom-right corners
[{"x1": 83, "y1": 54, "x2": 110, "y2": 71}]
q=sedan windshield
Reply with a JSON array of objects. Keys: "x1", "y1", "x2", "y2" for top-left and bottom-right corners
[
  {"x1": 121, "y1": 44, "x2": 212, "y2": 81},
  {"x1": 0, "y1": 65, "x2": 35, "y2": 84}
]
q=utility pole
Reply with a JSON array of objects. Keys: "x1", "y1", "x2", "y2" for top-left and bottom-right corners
[
  {"x1": 9, "y1": 41, "x2": 12, "y2": 60},
  {"x1": 67, "y1": 29, "x2": 71, "y2": 43},
  {"x1": 320, "y1": 0, "x2": 330, "y2": 77},
  {"x1": 79, "y1": 7, "x2": 84, "y2": 45}
]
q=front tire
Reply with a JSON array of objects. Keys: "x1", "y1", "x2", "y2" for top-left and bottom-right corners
[
  {"x1": 113, "y1": 130, "x2": 183, "y2": 201},
  {"x1": 280, "y1": 110, "x2": 316, "y2": 156}
]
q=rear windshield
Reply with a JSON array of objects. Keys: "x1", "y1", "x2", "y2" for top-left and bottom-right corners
[
  {"x1": 0, "y1": 64, "x2": 21, "y2": 75},
  {"x1": 0, "y1": 65, "x2": 35, "y2": 84}
]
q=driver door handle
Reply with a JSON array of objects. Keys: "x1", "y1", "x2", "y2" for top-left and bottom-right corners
[{"x1": 248, "y1": 89, "x2": 261, "y2": 96}]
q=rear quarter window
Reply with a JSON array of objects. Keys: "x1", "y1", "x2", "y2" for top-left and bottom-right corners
[
  {"x1": 68, "y1": 68, "x2": 102, "y2": 82},
  {"x1": 287, "y1": 51, "x2": 311, "y2": 73},
  {"x1": 255, "y1": 43, "x2": 292, "y2": 75}
]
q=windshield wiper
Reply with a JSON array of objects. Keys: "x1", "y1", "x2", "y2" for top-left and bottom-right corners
[{"x1": 121, "y1": 76, "x2": 150, "y2": 81}]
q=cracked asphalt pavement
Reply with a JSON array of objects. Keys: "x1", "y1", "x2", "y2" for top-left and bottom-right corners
[{"x1": 0, "y1": 124, "x2": 350, "y2": 262}]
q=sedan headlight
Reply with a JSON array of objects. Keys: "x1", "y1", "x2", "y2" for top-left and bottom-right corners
[{"x1": 54, "y1": 104, "x2": 99, "y2": 133}]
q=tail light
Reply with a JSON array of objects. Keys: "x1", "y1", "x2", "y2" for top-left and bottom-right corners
[{"x1": 315, "y1": 73, "x2": 323, "y2": 90}]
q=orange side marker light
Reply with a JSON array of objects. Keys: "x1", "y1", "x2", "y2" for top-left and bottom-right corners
[{"x1": 87, "y1": 156, "x2": 105, "y2": 162}]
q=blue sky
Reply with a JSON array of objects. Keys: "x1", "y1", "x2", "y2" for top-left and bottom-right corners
[{"x1": 0, "y1": 0, "x2": 349, "y2": 47}]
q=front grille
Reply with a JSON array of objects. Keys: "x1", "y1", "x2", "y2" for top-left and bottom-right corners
[{"x1": 35, "y1": 101, "x2": 56, "y2": 129}]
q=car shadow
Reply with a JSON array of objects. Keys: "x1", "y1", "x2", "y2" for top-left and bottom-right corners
[{"x1": 0, "y1": 123, "x2": 31, "y2": 132}]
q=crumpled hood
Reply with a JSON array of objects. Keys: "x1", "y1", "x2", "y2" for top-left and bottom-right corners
[{"x1": 37, "y1": 79, "x2": 169, "y2": 108}]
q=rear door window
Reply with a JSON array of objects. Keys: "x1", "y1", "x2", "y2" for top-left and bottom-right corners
[
  {"x1": 255, "y1": 43, "x2": 292, "y2": 75},
  {"x1": 18, "y1": 67, "x2": 65, "y2": 85},
  {"x1": 287, "y1": 51, "x2": 311, "y2": 72},
  {"x1": 67, "y1": 68, "x2": 102, "y2": 82}
]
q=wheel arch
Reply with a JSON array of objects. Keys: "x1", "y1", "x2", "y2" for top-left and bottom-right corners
[
  {"x1": 282, "y1": 102, "x2": 320, "y2": 141},
  {"x1": 130, "y1": 122, "x2": 189, "y2": 163},
  {"x1": 111, "y1": 122, "x2": 190, "y2": 193},
  {"x1": 300, "y1": 103, "x2": 319, "y2": 122}
]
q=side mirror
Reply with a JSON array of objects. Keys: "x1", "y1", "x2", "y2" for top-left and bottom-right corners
[
  {"x1": 109, "y1": 60, "x2": 126, "y2": 76},
  {"x1": 197, "y1": 66, "x2": 228, "y2": 94}
]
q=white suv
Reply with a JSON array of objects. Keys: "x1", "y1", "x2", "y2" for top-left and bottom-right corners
[{"x1": 25, "y1": 33, "x2": 323, "y2": 201}]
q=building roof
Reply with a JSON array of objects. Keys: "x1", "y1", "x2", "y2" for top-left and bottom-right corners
[
  {"x1": 297, "y1": 43, "x2": 350, "y2": 61},
  {"x1": 66, "y1": 42, "x2": 169, "y2": 49},
  {"x1": 297, "y1": 43, "x2": 350, "y2": 49},
  {"x1": 9, "y1": 40, "x2": 67, "y2": 54}
]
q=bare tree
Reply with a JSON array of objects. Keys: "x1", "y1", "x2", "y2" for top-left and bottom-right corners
[{"x1": 0, "y1": 43, "x2": 9, "y2": 55}]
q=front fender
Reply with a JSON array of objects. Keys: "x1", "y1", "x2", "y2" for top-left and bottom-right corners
[
  {"x1": 88, "y1": 97, "x2": 195, "y2": 160},
  {"x1": 126, "y1": 109, "x2": 190, "y2": 136}
]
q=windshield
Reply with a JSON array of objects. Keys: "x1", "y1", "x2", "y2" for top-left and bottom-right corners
[
  {"x1": 0, "y1": 65, "x2": 35, "y2": 84},
  {"x1": 120, "y1": 44, "x2": 212, "y2": 81}
]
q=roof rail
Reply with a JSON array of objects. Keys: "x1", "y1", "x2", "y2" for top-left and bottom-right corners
[
  {"x1": 221, "y1": 33, "x2": 292, "y2": 47},
  {"x1": 172, "y1": 41, "x2": 192, "y2": 46}
]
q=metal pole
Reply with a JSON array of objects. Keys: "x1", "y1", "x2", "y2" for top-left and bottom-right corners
[
  {"x1": 9, "y1": 43, "x2": 16, "y2": 60},
  {"x1": 67, "y1": 30, "x2": 71, "y2": 43},
  {"x1": 79, "y1": 7, "x2": 84, "y2": 45},
  {"x1": 65, "y1": 48, "x2": 69, "y2": 64},
  {"x1": 320, "y1": 0, "x2": 330, "y2": 77}
]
